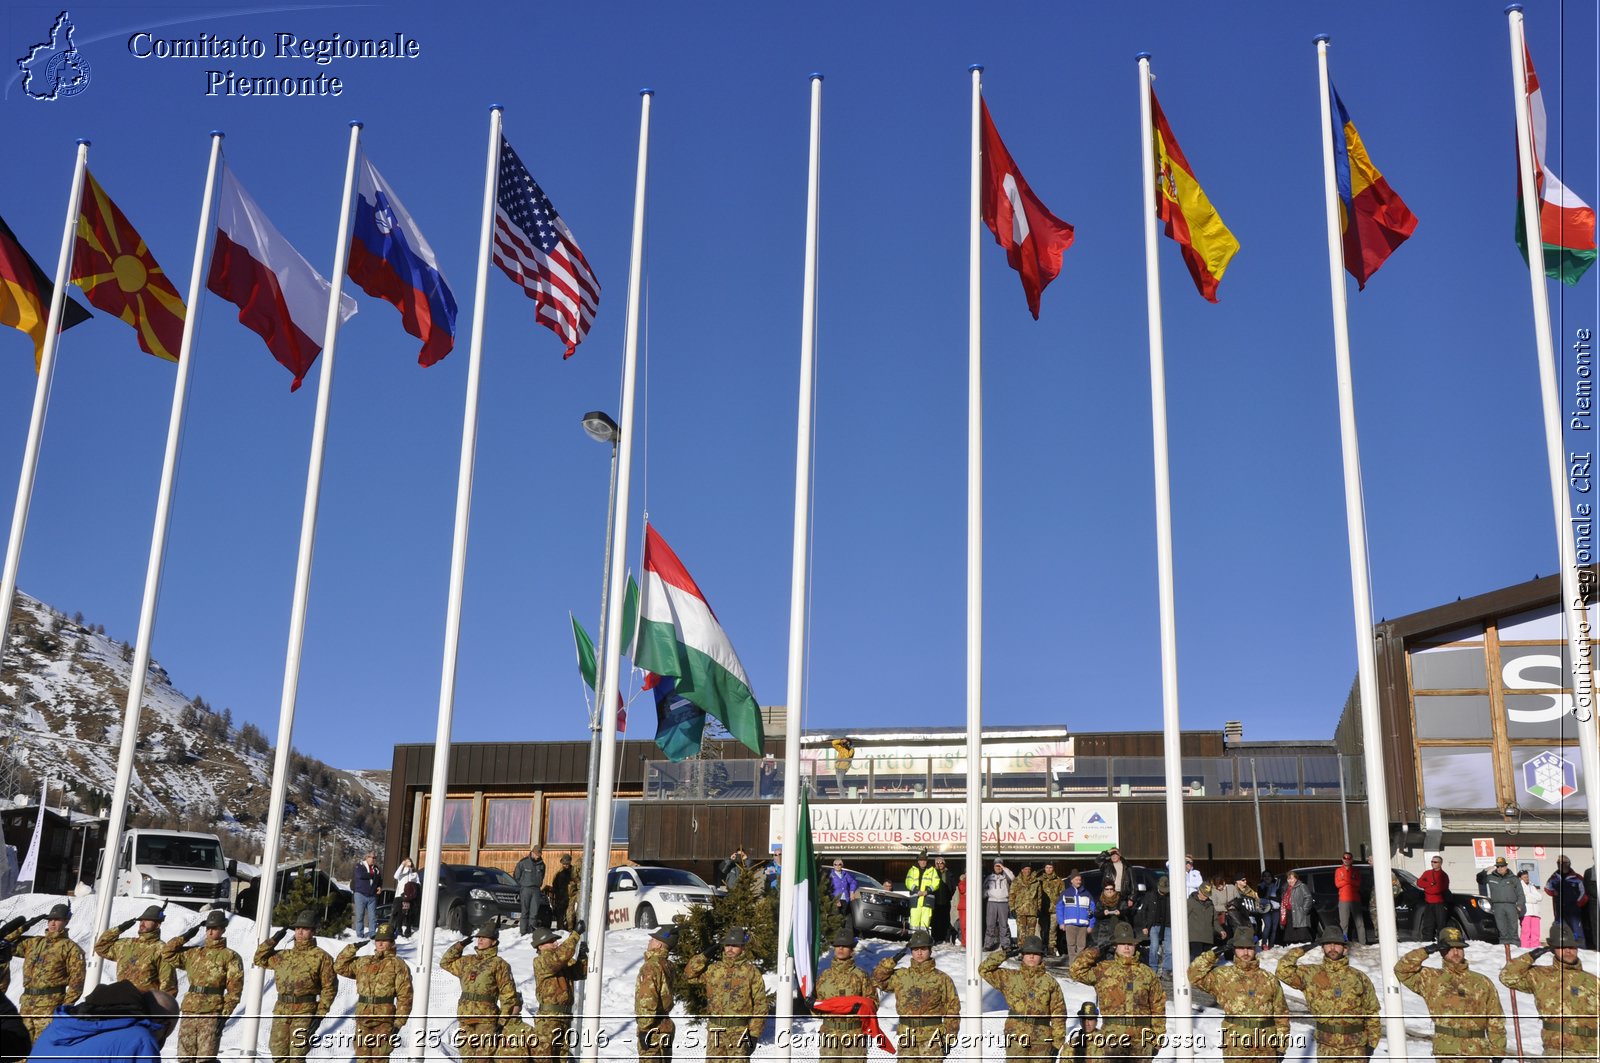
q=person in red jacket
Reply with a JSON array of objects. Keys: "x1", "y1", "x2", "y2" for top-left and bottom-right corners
[
  {"x1": 1416, "y1": 855, "x2": 1450, "y2": 940},
  {"x1": 1333, "y1": 852, "x2": 1370, "y2": 945}
]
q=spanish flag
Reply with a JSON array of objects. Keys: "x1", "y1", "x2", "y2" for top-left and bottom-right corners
[
  {"x1": 0, "y1": 212, "x2": 91, "y2": 368},
  {"x1": 72, "y1": 170, "x2": 186, "y2": 361},
  {"x1": 1150, "y1": 91, "x2": 1238, "y2": 302},
  {"x1": 1330, "y1": 84, "x2": 1417, "y2": 289}
]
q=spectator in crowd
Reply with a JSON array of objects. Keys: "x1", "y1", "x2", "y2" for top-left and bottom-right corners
[
  {"x1": 764, "y1": 847, "x2": 782, "y2": 892},
  {"x1": 1088, "y1": 885, "x2": 1125, "y2": 952},
  {"x1": 1518, "y1": 868, "x2": 1544, "y2": 948},
  {"x1": 718, "y1": 847, "x2": 749, "y2": 891},
  {"x1": 1136, "y1": 876, "x2": 1173, "y2": 973},
  {"x1": 1544, "y1": 856, "x2": 1588, "y2": 945},
  {"x1": 1334, "y1": 851, "x2": 1370, "y2": 946},
  {"x1": 1281, "y1": 871, "x2": 1314, "y2": 945},
  {"x1": 829, "y1": 859, "x2": 858, "y2": 928},
  {"x1": 830, "y1": 737, "x2": 855, "y2": 795},
  {"x1": 550, "y1": 855, "x2": 575, "y2": 929},
  {"x1": 1188, "y1": 883, "x2": 1218, "y2": 954},
  {"x1": 1226, "y1": 876, "x2": 1269, "y2": 949},
  {"x1": 28, "y1": 982, "x2": 178, "y2": 1062},
  {"x1": 1257, "y1": 871, "x2": 1283, "y2": 946},
  {"x1": 1172, "y1": 855, "x2": 1202, "y2": 895},
  {"x1": 1210, "y1": 873, "x2": 1239, "y2": 915},
  {"x1": 512, "y1": 848, "x2": 547, "y2": 937},
  {"x1": 955, "y1": 872, "x2": 968, "y2": 947},
  {"x1": 1417, "y1": 855, "x2": 1451, "y2": 941},
  {"x1": 1056, "y1": 870, "x2": 1094, "y2": 965},
  {"x1": 351, "y1": 852, "x2": 381, "y2": 939},
  {"x1": 931, "y1": 857, "x2": 954, "y2": 944},
  {"x1": 983, "y1": 859, "x2": 1016, "y2": 951},
  {"x1": 1100, "y1": 849, "x2": 1133, "y2": 917},
  {"x1": 393, "y1": 857, "x2": 421, "y2": 938},
  {"x1": 1483, "y1": 857, "x2": 1524, "y2": 946},
  {"x1": 905, "y1": 851, "x2": 941, "y2": 935}
]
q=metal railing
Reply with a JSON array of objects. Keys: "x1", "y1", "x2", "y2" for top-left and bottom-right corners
[{"x1": 642, "y1": 754, "x2": 1362, "y2": 801}]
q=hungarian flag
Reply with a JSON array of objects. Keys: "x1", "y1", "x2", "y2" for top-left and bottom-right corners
[
  {"x1": 979, "y1": 100, "x2": 1074, "y2": 319},
  {"x1": 1329, "y1": 84, "x2": 1418, "y2": 289},
  {"x1": 71, "y1": 169, "x2": 187, "y2": 361},
  {"x1": 788, "y1": 785, "x2": 818, "y2": 996},
  {"x1": 634, "y1": 524, "x2": 764, "y2": 755},
  {"x1": 207, "y1": 164, "x2": 357, "y2": 391},
  {"x1": 1516, "y1": 43, "x2": 1596, "y2": 286},
  {"x1": 0, "y1": 213, "x2": 91, "y2": 368},
  {"x1": 1150, "y1": 90, "x2": 1239, "y2": 302}
]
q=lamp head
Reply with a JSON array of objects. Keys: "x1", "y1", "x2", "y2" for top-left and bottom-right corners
[{"x1": 581, "y1": 411, "x2": 619, "y2": 444}]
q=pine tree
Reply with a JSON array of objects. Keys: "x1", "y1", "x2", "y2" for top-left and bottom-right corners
[{"x1": 669, "y1": 861, "x2": 779, "y2": 1018}]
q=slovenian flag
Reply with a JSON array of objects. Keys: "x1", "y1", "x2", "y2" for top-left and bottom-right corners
[
  {"x1": 347, "y1": 154, "x2": 457, "y2": 365},
  {"x1": 1516, "y1": 43, "x2": 1597, "y2": 286},
  {"x1": 207, "y1": 165, "x2": 356, "y2": 391}
]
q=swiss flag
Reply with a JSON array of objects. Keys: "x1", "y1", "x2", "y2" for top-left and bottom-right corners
[{"x1": 980, "y1": 100, "x2": 1074, "y2": 319}]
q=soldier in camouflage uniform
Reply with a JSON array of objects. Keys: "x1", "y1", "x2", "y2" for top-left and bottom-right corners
[
  {"x1": 495, "y1": 992, "x2": 541, "y2": 1060},
  {"x1": 10, "y1": 902, "x2": 85, "y2": 1040},
  {"x1": 871, "y1": 929, "x2": 960, "y2": 1063},
  {"x1": 1068, "y1": 921, "x2": 1166, "y2": 1060},
  {"x1": 1498, "y1": 923, "x2": 1598, "y2": 1060},
  {"x1": 635, "y1": 926, "x2": 677, "y2": 1062},
  {"x1": 96, "y1": 904, "x2": 178, "y2": 994},
  {"x1": 335, "y1": 921, "x2": 413, "y2": 1060},
  {"x1": 1010, "y1": 866, "x2": 1046, "y2": 944},
  {"x1": 530, "y1": 924, "x2": 588, "y2": 1062},
  {"x1": 1188, "y1": 918, "x2": 1289, "y2": 1061},
  {"x1": 1393, "y1": 925, "x2": 1505, "y2": 1060},
  {"x1": 1039, "y1": 863, "x2": 1066, "y2": 956},
  {"x1": 1275, "y1": 924, "x2": 1380, "y2": 1059},
  {"x1": 165, "y1": 908, "x2": 244, "y2": 1063},
  {"x1": 683, "y1": 927, "x2": 767, "y2": 1063},
  {"x1": 0, "y1": 914, "x2": 27, "y2": 996},
  {"x1": 253, "y1": 910, "x2": 337, "y2": 1063},
  {"x1": 442, "y1": 921, "x2": 517, "y2": 1062},
  {"x1": 981, "y1": 935, "x2": 1067, "y2": 1060},
  {"x1": 815, "y1": 928, "x2": 876, "y2": 1061}
]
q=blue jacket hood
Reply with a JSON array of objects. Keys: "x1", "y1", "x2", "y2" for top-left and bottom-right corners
[{"x1": 30, "y1": 1008, "x2": 162, "y2": 1056}]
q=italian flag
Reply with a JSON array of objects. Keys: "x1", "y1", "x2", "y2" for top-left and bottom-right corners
[
  {"x1": 789, "y1": 785, "x2": 818, "y2": 997},
  {"x1": 1516, "y1": 43, "x2": 1597, "y2": 286},
  {"x1": 634, "y1": 524, "x2": 765, "y2": 754}
]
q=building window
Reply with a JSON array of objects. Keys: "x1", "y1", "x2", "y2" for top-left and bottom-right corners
[
  {"x1": 1418, "y1": 748, "x2": 1497, "y2": 809},
  {"x1": 483, "y1": 798, "x2": 534, "y2": 848},
  {"x1": 1413, "y1": 695, "x2": 1492, "y2": 739},
  {"x1": 1409, "y1": 644, "x2": 1486, "y2": 690},
  {"x1": 439, "y1": 798, "x2": 472, "y2": 847},
  {"x1": 543, "y1": 798, "x2": 631, "y2": 847}
]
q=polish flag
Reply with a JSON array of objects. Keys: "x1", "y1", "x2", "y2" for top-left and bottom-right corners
[{"x1": 207, "y1": 165, "x2": 357, "y2": 390}]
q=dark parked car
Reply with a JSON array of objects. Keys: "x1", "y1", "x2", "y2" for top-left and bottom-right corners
[
  {"x1": 837, "y1": 867, "x2": 910, "y2": 940},
  {"x1": 1291, "y1": 864, "x2": 1496, "y2": 943},
  {"x1": 378, "y1": 863, "x2": 524, "y2": 933},
  {"x1": 234, "y1": 859, "x2": 353, "y2": 928}
]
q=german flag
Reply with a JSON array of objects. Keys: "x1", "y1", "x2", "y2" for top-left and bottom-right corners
[
  {"x1": 0, "y1": 212, "x2": 91, "y2": 369},
  {"x1": 1150, "y1": 90, "x2": 1239, "y2": 302},
  {"x1": 72, "y1": 169, "x2": 186, "y2": 361}
]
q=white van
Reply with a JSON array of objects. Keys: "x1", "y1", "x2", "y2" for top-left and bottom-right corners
[{"x1": 109, "y1": 829, "x2": 233, "y2": 908}]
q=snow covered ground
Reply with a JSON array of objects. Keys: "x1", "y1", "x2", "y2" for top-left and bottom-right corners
[{"x1": 3, "y1": 892, "x2": 1595, "y2": 1059}]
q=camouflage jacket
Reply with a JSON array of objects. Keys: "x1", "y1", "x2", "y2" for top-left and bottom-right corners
[
  {"x1": 872, "y1": 956, "x2": 961, "y2": 1039},
  {"x1": 1275, "y1": 947, "x2": 1379, "y2": 1050},
  {"x1": 1009, "y1": 873, "x2": 1044, "y2": 916},
  {"x1": 635, "y1": 952, "x2": 675, "y2": 1033},
  {"x1": 1394, "y1": 948, "x2": 1506, "y2": 1058},
  {"x1": 336, "y1": 944, "x2": 413, "y2": 1027},
  {"x1": 15, "y1": 930, "x2": 85, "y2": 1003},
  {"x1": 164, "y1": 936, "x2": 244, "y2": 1015},
  {"x1": 95, "y1": 926, "x2": 178, "y2": 994},
  {"x1": 1039, "y1": 873, "x2": 1066, "y2": 910},
  {"x1": 1067, "y1": 948, "x2": 1167, "y2": 1040},
  {"x1": 531, "y1": 933, "x2": 587, "y2": 1013},
  {"x1": 814, "y1": 958, "x2": 875, "y2": 1030},
  {"x1": 254, "y1": 938, "x2": 336, "y2": 1017},
  {"x1": 1188, "y1": 950, "x2": 1289, "y2": 1051},
  {"x1": 980, "y1": 951, "x2": 1067, "y2": 1043},
  {"x1": 683, "y1": 954, "x2": 767, "y2": 1038},
  {"x1": 441, "y1": 940, "x2": 517, "y2": 1022},
  {"x1": 1499, "y1": 952, "x2": 1598, "y2": 1055},
  {"x1": 496, "y1": 1015, "x2": 539, "y2": 1059}
]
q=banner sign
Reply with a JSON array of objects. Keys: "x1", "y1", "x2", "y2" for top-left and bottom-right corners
[
  {"x1": 769, "y1": 800, "x2": 1117, "y2": 854},
  {"x1": 1471, "y1": 837, "x2": 1496, "y2": 869}
]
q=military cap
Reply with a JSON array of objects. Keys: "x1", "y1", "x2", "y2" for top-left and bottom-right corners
[
  {"x1": 908, "y1": 929, "x2": 933, "y2": 949},
  {"x1": 1493, "y1": 856, "x2": 1508, "y2": 867},
  {"x1": 528, "y1": 927, "x2": 559, "y2": 947},
  {"x1": 1548, "y1": 923, "x2": 1578, "y2": 949},
  {"x1": 1315, "y1": 925, "x2": 1346, "y2": 946},
  {"x1": 291, "y1": 910, "x2": 319, "y2": 930},
  {"x1": 1018, "y1": 935, "x2": 1045, "y2": 956},
  {"x1": 650, "y1": 926, "x2": 677, "y2": 945},
  {"x1": 832, "y1": 928, "x2": 857, "y2": 949},
  {"x1": 1110, "y1": 922, "x2": 1136, "y2": 945},
  {"x1": 720, "y1": 927, "x2": 750, "y2": 947},
  {"x1": 1156, "y1": 876, "x2": 1170, "y2": 894},
  {"x1": 1197, "y1": 883, "x2": 1212, "y2": 897},
  {"x1": 474, "y1": 922, "x2": 501, "y2": 942},
  {"x1": 373, "y1": 923, "x2": 395, "y2": 942},
  {"x1": 46, "y1": 903, "x2": 71, "y2": 921},
  {"x1": 1436, "y1": 925, "x2": 1466, "y2": 948},
  {"x1": 203, "y1": 910, "x2": 228, "y2": 930},
  {"x1": 1077, "y1": 1000, "x2": 1100, "y2": 1019},
  {"x1": 137, "y1": 905, "x2": 165, "y2": 923}
]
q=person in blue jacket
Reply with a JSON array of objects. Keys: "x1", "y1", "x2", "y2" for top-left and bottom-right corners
[
  {"x1": 1054, "y1": 869, "x2": 1095, "y2": 964},
  {"x1": 27, "y1": 981, "x2": 178, "y2": 1063}
]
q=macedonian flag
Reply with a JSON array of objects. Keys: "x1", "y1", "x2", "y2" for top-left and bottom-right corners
[
  {"x1": 72, "y1": 170, "x2": 186, "y2": 361},
  {"x1": 1150, "y1": 90, "x2": 1239, "y2": 302},
  {"x1": 0, "y1": 212, "x2": 91, "y2": 368}
]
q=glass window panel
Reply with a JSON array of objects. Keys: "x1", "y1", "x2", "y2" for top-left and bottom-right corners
[
  {"x1": 1418, "y1": 748, "x2": 1497, "y2": 809},
  {"x1": 543, "y1": 798, "x2": 585, "y2": 846},
  {"x1": 1410, "y1": 646, "x2": 1485, "y2": 689},
  {"x1": 440, "y1": 798, "x2": 472, "y2": 846},
  {"x1": 1497, "y1": 606, "x2": 1565, "y2": 641},
  {"x1": 1301, "y1": 756, "x2": 1344, "y2": 795},
  {"x1": 1510, "y1": 746, "x2": 1587, "y2": 810},
  {"x1": 1498, "y1": 645, "x2": 1571, "y2": 689},
  {"x1": 1505, "y1": 694, "x2": 1584, "y2": 739},
  {"x1": 483, "y1": 798, "x2": 533, "y2": 847},
  {"x1": 1416, "y1": 624, "x2": 1485, "y2": 645},
  {"x1": 1413, "y1": 695, "x2": 1492, "y2": 739}
]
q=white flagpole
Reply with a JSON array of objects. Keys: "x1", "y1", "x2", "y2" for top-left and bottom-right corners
[
  {"x1": 1135, "y1": 53, "x2": 1194, "y2": 1060},
  {"x1": 86, "y1": 131, "x2": 225, "y2": 988},
  {"x1": 409, "y1": 105, "x2": 504, "y2": 1059},
  {"x1": 1313, "y1": 38, "x2": 1409, "y2": 1056},
  {"x1": 963, "y1": 62, "x2": 986, "y2": 1049},
  {"x1": 578, "y1": 87, "x2": 653, "y2": 1063},
  {"x1": 0, "y1": 140, "x2": 90, "y2": 678},
  {"x1": 236, "y1": 121, "x2": 363, "y2": 1059},
  {"x1": 775, "y1": 72, "x2": 823, "y2": 1053},
  {"x1": 1506, "y1": 5, "x2": 1600, "y2": 870}
]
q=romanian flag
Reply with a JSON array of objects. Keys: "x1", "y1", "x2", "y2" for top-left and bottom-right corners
[
  {"x1": 1516, "y1": 43, "x2": 1596, "y2": 286},
  {"x1": 1330, "y1": 85, "x2": 1418, "y2": 290},
  {"x1": 72, "y1": 170, "x2": 186, "y2": 361},
  {"x1": 1150, "y1": 91, "x2": 1239, "y2": 302},
  {"x1": 0, "y1": 213, "x2": 91, "y2": 368}
]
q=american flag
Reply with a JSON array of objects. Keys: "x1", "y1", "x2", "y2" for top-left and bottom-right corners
[{"x1": 491, "y1": 135, "x2": 600, "y2": 357}]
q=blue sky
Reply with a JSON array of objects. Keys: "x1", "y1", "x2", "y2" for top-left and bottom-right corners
[{"x1": 2, "y1": 1, "x2": 1596, "y2": 772}]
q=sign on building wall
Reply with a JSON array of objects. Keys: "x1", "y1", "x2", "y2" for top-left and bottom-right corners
[
  {"x1": 768, "y1": 800, "x2": 1117, "y2": 855},
  {"x1": 1471, "y1": 837, "x2": 1497, "y2": 869}
]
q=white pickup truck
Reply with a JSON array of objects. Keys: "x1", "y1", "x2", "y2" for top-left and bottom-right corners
[{"x1": 107, "y1": 828, "x2": 233, "y2": 909}]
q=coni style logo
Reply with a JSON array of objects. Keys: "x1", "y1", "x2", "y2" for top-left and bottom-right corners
[{"x1": 17, "y1": 11, "x2": 91, "y2": 101}]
